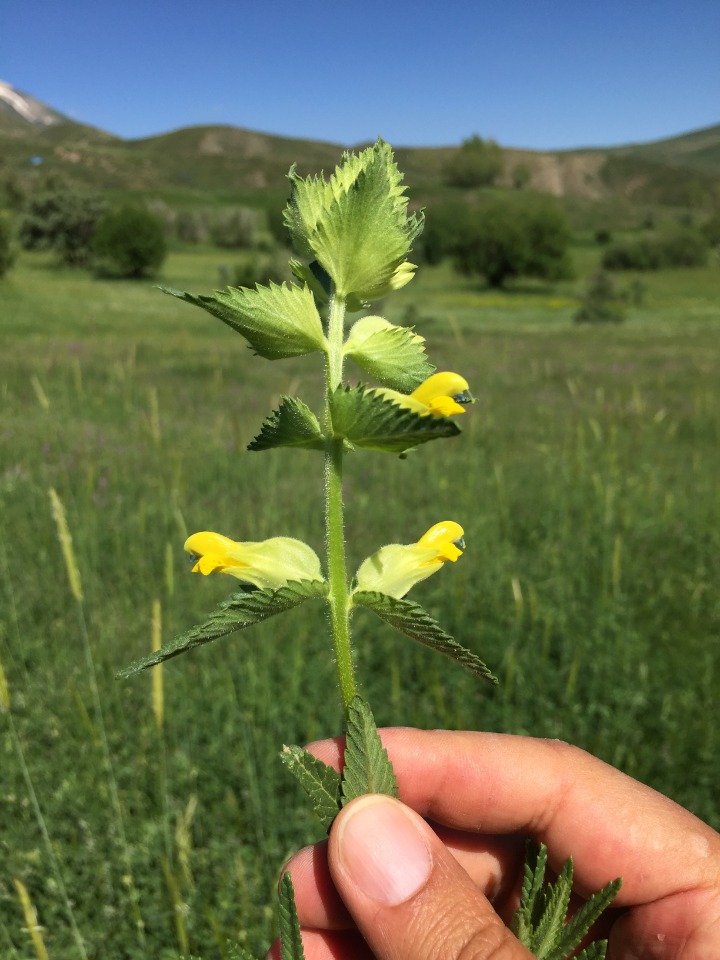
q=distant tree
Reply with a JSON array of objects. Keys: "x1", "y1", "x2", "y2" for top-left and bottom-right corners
[
  {"x1": 512, "y1": 164, "x2": 531, "y2": 190},
  {"x1": 444, "y1": 135, "x2": 503, "y2": 188},
  {"x1": 417, "y1": 201, "x2": 474, "y2": 265},
  {"x1": 92, "y1": 205, "x2": 167, "y2": 279},
  {"x1": 2, "y1": 173, "x2": 27, "y2": 211},
  {"x1": 176, "y1": 208, "x2": 208, "y2": 244},
  {"x1": 209, "y1": 207, "x2": 262, "y2": 249},
  {"x1": 454, "y1": 195, "x2": 574, "y2": 288},
  {"x1": 0, "y1": 212, "x2": 17, "y2": 278},
  {"x1": 18, "y1": 191, "x2": 106, "y2": 266},
  {"x1": 655, "y1": 225, "x2": 707, "y2": 267},
  {"x1": 574, "y1": 271, "x2": 626, "y2": 324},
  {"x1": 594, "y1": 228, "x2": 612, "y2": 245},
  {"x1": 603, "y1": 225, "x2": 707, "y2": 271},
  {"x1": 602, "y1": 236, "x2": 661, "y2": 271},
  {"x1": 701, "y1": 211, "x2": 720, "y2": 249}
]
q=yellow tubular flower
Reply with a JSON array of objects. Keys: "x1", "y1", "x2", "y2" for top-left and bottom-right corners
[
  {"x1": 354, "y1": 521, "x2": 465, "y2": 599},
  {"x1": 409, "y1": 372, "x2": 473, "y2": 416},
  {"x1": 375, "y1": 372, "x2": 473, "y2": 418},
  {"x1": 184, "y1": 532, "x2": 324, "y2": 590}
]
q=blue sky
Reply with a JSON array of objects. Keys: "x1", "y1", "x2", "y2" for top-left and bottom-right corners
[{"x1": 2, "y1": 0, "x2": 718, "y2": 149}]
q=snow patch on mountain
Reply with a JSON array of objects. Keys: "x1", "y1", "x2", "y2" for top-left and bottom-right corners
[{"x1": 0, "y1": 80, "x2": 62, "y2": 126}]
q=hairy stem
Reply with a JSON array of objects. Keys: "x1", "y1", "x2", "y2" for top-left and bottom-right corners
[{"x1": 324, "y1": 291, "x2": 356, "y2": 713}]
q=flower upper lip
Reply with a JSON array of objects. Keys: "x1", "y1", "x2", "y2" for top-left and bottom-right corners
[
  {"x1": 353, "y1": 521, "x2": 465, "y2": 600},
  {"x1": 374, "y1": 372, "x2": 473, "y2": 419}
]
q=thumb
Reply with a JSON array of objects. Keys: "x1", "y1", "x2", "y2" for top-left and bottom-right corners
[{"x1": 328, "y1": 794, "x2": 532, "y2": 960}]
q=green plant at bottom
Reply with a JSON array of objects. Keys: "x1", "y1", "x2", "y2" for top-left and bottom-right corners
[{"x1": 119, "y1": 140, "x2": 619, "y2": 958}]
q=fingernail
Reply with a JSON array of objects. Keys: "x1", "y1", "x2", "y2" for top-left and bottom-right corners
[{"x1": 336, "y1": 795, "x2": 432, "y2": 905}]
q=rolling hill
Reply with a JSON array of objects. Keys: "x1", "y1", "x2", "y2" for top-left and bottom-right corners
[{"x1": 1, "y1": 81, "x2": 718, "y2": 209}]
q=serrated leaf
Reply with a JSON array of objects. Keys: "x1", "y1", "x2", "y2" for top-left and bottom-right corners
[
  {"x1": 532, "y1": 858, "x2": 574, "y2": 957},
  {"x1": 341, "y1": 696, "x2": 398, "y2": 804},
  {"x1": 552, "y1": 877, "x2": 621, "y2": 959},
  {"x1": 329, "y1": 385, "x2": 460, "y2": 455},
  {"x1": 248, "y1": 397, "x2": 325, "y2": 452},
  {"x1": 344, "y1": 317, "x2": 434, "y2": 392},
  {"x1": 353, "y1": 592, "x2": 497, "y2": 684},
  {"x1": 511, "y1": 842, "x2": 620, "y2": 960},
  {"x1": 281, "y1": 745, "x2": 342, "y2": 830},
  {"x1": 225, "y1": 945, "x2": 261, "y2": 960},
  {"x1": 512, "y1": 840, "x2": 549, "y2": 940},
  {"x1": 160, "y1": 282, "x2": 327, "y2": 360},
  {"x1": 117, "y1": 580, "x2": 327, "y2": 678},
  {"x1": 574, "y1": 942, "x2": 609, "y2": 960},
  {"x1": 278, "y1": 873, "x2": 305, "y2": 960}
]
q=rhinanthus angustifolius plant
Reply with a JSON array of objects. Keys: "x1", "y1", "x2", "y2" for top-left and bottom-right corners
[{"x1": 120, "y1": 140, "x2": 619, "y2": 959}]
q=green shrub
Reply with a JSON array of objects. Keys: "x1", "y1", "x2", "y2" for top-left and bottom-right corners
[
  {"x1": 0, "y1": 212, "x2": 17, "y2": 278},
  {"x1": 656, "y1": 225, "x2": 708, "y2": 267},
  {"x1": 418, "y1": 201, "x2": 473, "y2": 265},
  {"x1": 444, "y1": 135, "x2": 503, "y2": 187},
  {"x1": 18, "y1": 191, "x2": 106, "y2": 266},
  {"x1": 92, "y1": 205, "x2": 167, "y2": 278},
  {"x1": 701, "y1": 212, "x2": 720, "y2": 248},
  {"x1": 209, "y1": 207, "x2": 264, "y2": 249},
  {"x1": 603, "y1": 226, "x2": 708, "y2": 271},
  {"x1": 454, "y1": 195, "x2": 574, "y2": 288},
  {"x1": 602, "y1": 236, "x2": 662, "y2": 271},
  {"x1": 574, "y1": 270, "x2": 626, "y2": 324}
]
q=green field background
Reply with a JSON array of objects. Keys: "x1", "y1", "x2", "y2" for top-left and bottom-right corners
[{"x1": 1, "y1": 248, "x2": 719, "y2": 958}]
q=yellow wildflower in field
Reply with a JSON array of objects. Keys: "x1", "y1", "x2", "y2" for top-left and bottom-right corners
[
  {"x1": 184, "y1": 532, "x2": 324, "y2": 589},
  {"x1": 375, "y1": 372, "x2": 473, "y2": 418},
  {"x1": 354, "y1": 521, "x2": 465, "y2": 599}
]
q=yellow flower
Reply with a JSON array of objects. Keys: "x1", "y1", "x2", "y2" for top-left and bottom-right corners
[
  {"x1": 375, "y1": 372, "x2": 473, "y2": 418},
  {"x1": 184, "y1": 531, "x2": 324, "y2": 590},
  {"x1": 354, "y1": 521, "x2": 465, "y2": 599}
]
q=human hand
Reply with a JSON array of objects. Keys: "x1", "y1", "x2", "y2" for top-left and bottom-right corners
[{"x1": 271, "y1": 729, "x2": 720, "y2": 960}]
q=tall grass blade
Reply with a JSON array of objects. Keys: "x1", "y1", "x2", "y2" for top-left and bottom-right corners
[
  {"x1": 13, "y1": 880, "x2": 49, "y2": 960},
  {"x1": 48, "y1": 487, "x2": 83, "y2": 602},
  {"x1": 152, "y1": 598, "x2": 164, "y2": 729}
]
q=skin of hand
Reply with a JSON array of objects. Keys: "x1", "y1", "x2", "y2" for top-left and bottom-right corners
[{"x1": 269, "y1": 729, "x2": 720, "y2": 960}]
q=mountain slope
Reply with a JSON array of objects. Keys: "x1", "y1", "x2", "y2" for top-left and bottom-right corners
[{"x1": 0, "y1": 81, "x2": 718, "y2": 206}]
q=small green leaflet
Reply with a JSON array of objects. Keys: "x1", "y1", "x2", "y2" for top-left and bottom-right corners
[
  {"x1": 344, "y1": 323, "x2": 434, "y2": 393},
  {"x1": 278, "y1": 873, "x2": 306, "y2": 960},
  {"x1": 159, "y1": 281, "x2": 327, "y2": 360},
  {"x1": 248, "y1": 397, "x2": 325, "y2": 452},
  {"x1": 353, "y1": 591, "x2": 497, "y2": 684},
  {"x1": 329, "y1": 385, "x2": 460, "y2": 454},
  {"x1": 117, "y1": 580, "x2": 328, "y2": 678},
  {"x1": 511, "y1": 841, "x2": 621, "y2": 960},
  {"x1": 280, "y1": 745, "x2": 342, "y2": 831},
  {"x1": 341, "y1": 696, "x2": 398, "y2": 805}
]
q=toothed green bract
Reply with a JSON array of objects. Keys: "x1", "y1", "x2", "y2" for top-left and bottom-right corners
[
  {"x1": 248, "y1": 397, "x2": 325, "y2": 452},
  {"x1": 341, "y1": 696, "x2": 397, "y2": 804},
  {"x1": 278, "y1": 874, "x2": 306, "y2": 960},
  {"x1": 117, "y1": 580, "x2": 328, "y2": 677},
  {"x1": 160, "y1": 282, "x2": 327, "y2": 360},
  {"x1": 280, "y1": 746, "x2": 342, "y2": 831},
  {"x1": 329, "y1": 385, "x2": 460, "y2": 455},
  {"x1": 353, "y1": 591, "x2": 497, "y2": 684}
]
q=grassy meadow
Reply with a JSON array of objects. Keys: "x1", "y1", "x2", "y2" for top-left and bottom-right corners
[{"x1": 1, "y1": 245, "x2": 719, "y2": 958}]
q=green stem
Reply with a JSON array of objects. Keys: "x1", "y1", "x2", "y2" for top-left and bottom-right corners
[{"x1": 324, "y1": 291, "x2": 357, "y2": 713}]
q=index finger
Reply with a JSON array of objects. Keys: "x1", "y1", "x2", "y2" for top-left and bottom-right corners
[{"x1": 305, "y1": 727, "x2": 720, "y2": 905}]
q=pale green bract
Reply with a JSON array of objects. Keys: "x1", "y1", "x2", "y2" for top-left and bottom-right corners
[
  {"x1": 283, "y1": 139, "x2": 423, "y2": 304},
  {"x1": 344, "y1": 315, "x2": 434, "y2": 392},
  {"x1": 159, "y1": 281, "x2": 327, "y2": 360}
]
